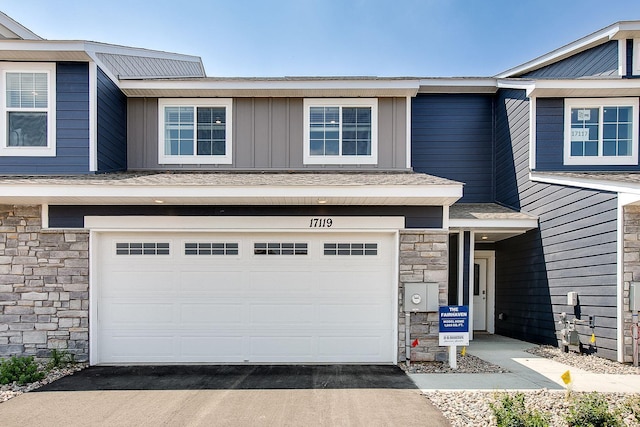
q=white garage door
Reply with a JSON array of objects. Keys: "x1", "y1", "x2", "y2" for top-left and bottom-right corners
[{"x1": 95, "y1": 231, "x2": 396, "y2": 364}]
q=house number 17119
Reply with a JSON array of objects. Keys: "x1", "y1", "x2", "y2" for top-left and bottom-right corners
[{"x1": 309, "y1": 218, "x2": 333, "y2": 228}]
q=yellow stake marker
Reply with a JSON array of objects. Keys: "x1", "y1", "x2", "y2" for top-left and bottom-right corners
[
  {"x1": 460, "y1": 346, "x2": 466, "y2": 356},
  {"x1": 590, "y1": 333, "x2": 596, "y2": 344},
  {"x1": 561, "y1": 370, "x2": 573, "y2": 398}
]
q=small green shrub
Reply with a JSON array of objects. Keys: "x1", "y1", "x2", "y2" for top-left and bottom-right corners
[
  {"x1": 0, "y1": 356, "x2": 45, "y2": 385},
  {"x1": 565, "y1": 392, "x2": 622, "y2": 427},
  {"x1": 46, "y1": 349, "x2": 75, "y2": 370},
  {"x1": 622, "y1": 395, "x2": 640, "y2": 423},
  {"x1": 489, "y1": 393, "x2": 549, "y2": 427}
]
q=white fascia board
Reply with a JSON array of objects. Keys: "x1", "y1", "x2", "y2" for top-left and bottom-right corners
[
  {"x1": 0, "y1": 40, "x2": 91, "y2": 54},
  {"x1": 496, "y1": 79, "x2": 536, "y2": 93},
  {"x1": 496, "y1": 24, "x2": 620, "y2": 78},
  {"x1": 531, "y1": 172, "x2": 640, "y2": 194},
  {"x1": 0, "y1": 183, "x2": 463, "y2": 203},
  {"x1": 417, "y1": 78, "x2": 497, "y2": 93},
  {"x1": 448, "y1": 219, "x2": 538, "y2": 229},
  {"x1": 527, "y1": 79, "x2": 640, "y2": 97},
  {"x1": 0, "y1": 12, "x2": 43, "y2": 40},
  {"x1": 119, "y1": 78, "x2": 421, "y2": 92}
]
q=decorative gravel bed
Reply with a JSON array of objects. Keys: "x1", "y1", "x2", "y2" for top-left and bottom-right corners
[
  {"x1": 401, "y1": 353, "x2": 509, "y2": 374},
  {"x1": 0, "y1": 363, "x2": 87, "y2": 403},
  {"x1": 416, "y1": 344, "x2": 640, "y2": 426},
  {"x1": 526, "y1": 345, "x2": 640, "y2": 375},
  {"x1": 427, "y1": 390, "x2": 640, "y2": 427}
]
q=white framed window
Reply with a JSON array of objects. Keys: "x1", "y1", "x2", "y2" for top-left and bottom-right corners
[
  {"x1": 158, "y1": 98, "x2": 232, "y2": 164},
  {"x1": 0, "y1": 63, "x2": 56, "y2": 157},
  {"x1": 303, "y1": 98, "x2": 378, "y2": 165},
  {"x1": 564, "y1": 98, "x2": 639, "y2": 166}
]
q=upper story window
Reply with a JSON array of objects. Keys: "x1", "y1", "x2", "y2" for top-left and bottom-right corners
[
  {"x1": 158, "y1": 98, "x2": 232, "y2": 164},
  {"x1": 303, "y1": 98, "x2": 378, "y2": 165},
  {"x1": 564, "y1": 98, "x2": 639, "y2": 166},
  {"x1": 0, "y1": 63, "x2": 56, "y2": 157}
]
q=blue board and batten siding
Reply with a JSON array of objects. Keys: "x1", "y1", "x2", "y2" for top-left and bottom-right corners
[
  {"x1": 97, "y1": 67, "x2": 126, "y2": 172},
  {"x1": 412, "y1": 94, "x2": 494, "y2": 202},
  {"x1": 0, "y1": 62, "x2": 90, "y2": 174},
  {"x1": 495, "y1": 89, "x2": 619, "y2": 359},
  {"x1": 522, "y1": 40, "x2": 618, "y2": 78}
]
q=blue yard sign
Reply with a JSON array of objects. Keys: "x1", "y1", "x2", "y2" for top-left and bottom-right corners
[{"x1": 439, "y1": 305, "x2": 469, "y2": 346}]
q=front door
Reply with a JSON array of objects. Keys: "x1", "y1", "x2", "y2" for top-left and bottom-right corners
[{"x1": 473, "y1": 258, "x2": 487, "y2": 331}]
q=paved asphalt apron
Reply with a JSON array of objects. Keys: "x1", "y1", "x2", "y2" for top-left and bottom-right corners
[{"x1": 0, "y1": 365, "x2": 450, "y2": 426}]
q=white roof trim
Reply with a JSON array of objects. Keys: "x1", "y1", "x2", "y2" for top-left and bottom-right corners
[
  {"x1": 526, "y1": 79, "x2": 640, "y2": 97},
  {"x1": 0, "y1": 12, "x2": 42, "y2": 40},
  {"x1": 417, "y1": 78, "x2": 498, "y2": 94},
  {"x1": 119, "y1": 78, "x2": 421, "y2": 97},
  {"x1": 0, "y1": 183, "x2": 463, "y2": 206},
  {"x1": 495, "y1": 21, "x2": 640, "y2": 78},
  {"x1": 531, "y1": 172, "x2": 640, "y2": 194},
  {"x1": 449, "y1": 218, "x2": 538, "y2": 229}
]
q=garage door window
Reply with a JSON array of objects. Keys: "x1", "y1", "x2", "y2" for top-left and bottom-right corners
[
  {"x1": 185, "y1": 242, "x2": 239, "y2": 255},
  {"x1": 115, "y1": 242, "x2": 170, "y2": 255},
  {"x1": 323, "y1": 243, "x2": 377, "y2": 256},
  {"x1": 254, "y1": 242, "x2": 308, "y2": 255}
]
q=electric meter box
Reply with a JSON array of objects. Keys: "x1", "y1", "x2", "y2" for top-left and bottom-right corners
[
  {"x1": 567, "y1": 291, "x2": 578, "y2": 306},
  {"x1": 631, "y1": 283, "x2": 640, "y2": 312},
  {"x1": 404, "y1": 283, "x2": 439, "y2": 312}
]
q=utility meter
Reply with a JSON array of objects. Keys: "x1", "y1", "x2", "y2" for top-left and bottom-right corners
[{"x1": 404, "y1": 283, "x2": 438, "y2": 312}]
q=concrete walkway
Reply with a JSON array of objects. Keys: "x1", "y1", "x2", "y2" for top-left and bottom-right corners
[{"x1": 410, "y1": 334, "x2": 640, "y2": 393}]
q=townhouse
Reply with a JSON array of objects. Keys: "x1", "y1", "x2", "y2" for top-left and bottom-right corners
[{"x1": 0, "y1": 13, "x2": 637, "y2": 364}]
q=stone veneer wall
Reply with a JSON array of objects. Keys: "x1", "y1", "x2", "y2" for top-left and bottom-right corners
[
  {"x1": 623, "y1": 205, "x2": 640, "y2": 363},
  {"x1": 398, "y1": 229, "x2": 448, "y2": 362},
  {"x1": 0, "y1": 205, "x2": 89, "y2": 361}
]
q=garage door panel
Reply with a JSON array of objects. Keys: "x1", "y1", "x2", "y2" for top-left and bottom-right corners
[
  {"x1": 318, "y1": 304, "x2": 388, "y2": 325},
  {"x1": 179, "y1": 271, "x2": 244, "y2": 293},
  {"x1": 102, "y1": 302, "x2": 174, "y2": 325},
  {"x1": 318, "y1": 336, "x2": 385, "y2": 358},
  {"x1": 250, "y1": 336, "x2": 313, "y2": 358},
  {"x1": 250, "y1": 304, "x2": 314, "y2": 325},
  {"x1": 180, "y1": 303, "x2": 244, "y2": 324},
  {"x1": 248, "y1": 271, "x2": 315, "y2": 293},
  {"x1": 180, "y1": 336, "x2": 243, "y2": 359},
  {"x1": 104, "y1": 270, "x2": 176, "y2": 295},
  {"x1": 318, "y1": 271, "x2": 388, "y2": 293},
  {"x1": 102, "y1": 335, "x2": 175, "y2": 361}
]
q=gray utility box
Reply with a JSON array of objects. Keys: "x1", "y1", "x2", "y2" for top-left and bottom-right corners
[{"x1": 404, "y1": 283, "x2": 439, "y2": 312}]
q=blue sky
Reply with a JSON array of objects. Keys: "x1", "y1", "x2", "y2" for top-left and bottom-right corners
[{"x1": 2, "y1": 0, "x2": 640, "y2": 77}]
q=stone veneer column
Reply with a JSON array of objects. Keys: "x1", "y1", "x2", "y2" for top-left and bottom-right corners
[
  {"x1": 623, "y1": 205, "x2": 640, "y2": 363},
  {"x1": 398, "y1": 229, "x2": 448, "y2": 362},
  {"x1": 0, "y1": 205, "x2": 89, "y2": 361}
]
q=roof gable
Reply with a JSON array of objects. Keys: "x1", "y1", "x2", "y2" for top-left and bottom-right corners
[
  {"x1": 496, "y1": 21, "x2": 640, "y2": 78},
  {"x1": 0, "y1": 11, "x2": 42, "y2": 40}
]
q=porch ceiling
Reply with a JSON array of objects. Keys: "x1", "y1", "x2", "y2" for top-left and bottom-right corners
[{"x1": 449, "y1": 203, "x2": 538, "y2": 242}]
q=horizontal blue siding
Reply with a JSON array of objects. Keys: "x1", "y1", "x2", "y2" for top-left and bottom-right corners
[
  {"x1": 495, "y1": 88, "x2": 619, "y2": 360},
  {"x1": 412, "y1": 94, "x2": 494, "y2": 202},
  {"x1": 523, "y1": 41, "x2": 618, "y2": 78},
  {"x1": 535, "y1": 97, "x2": 640, "y2": 172},
  {"x1": 97, "y1": 67, "x2": 126, "y2": 172},
  {"x1": 0, "y1": 62, "x2": 90, "y2": 174}
]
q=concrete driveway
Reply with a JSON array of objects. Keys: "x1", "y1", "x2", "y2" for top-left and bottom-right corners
[{"x1": 0, "y1": 365, "x2": 450, "y2": 426}]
